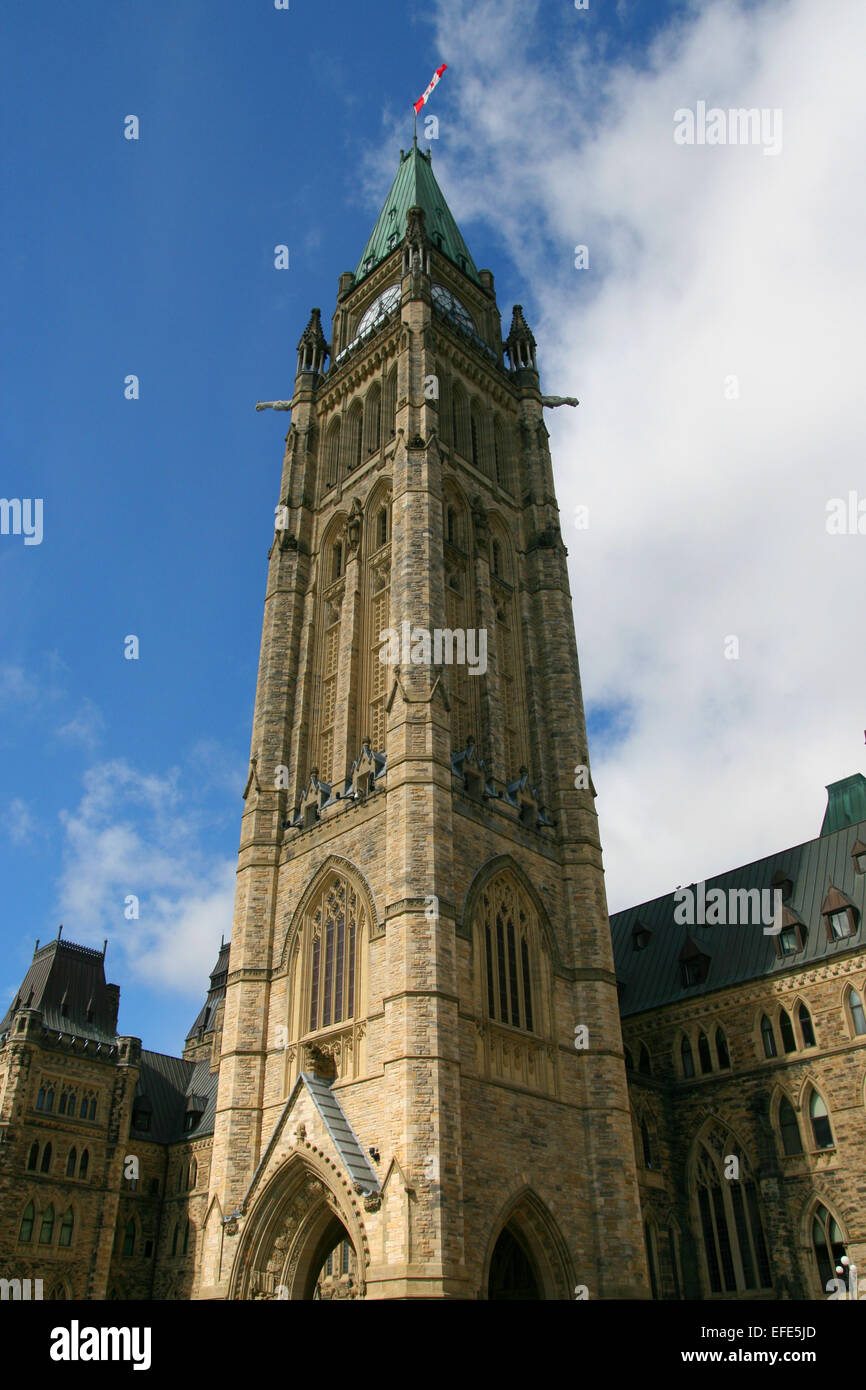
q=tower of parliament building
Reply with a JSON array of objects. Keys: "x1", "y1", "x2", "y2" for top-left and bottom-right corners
[{"x1": 1, "y1": 146, "x2": 864, "y2": 1300}]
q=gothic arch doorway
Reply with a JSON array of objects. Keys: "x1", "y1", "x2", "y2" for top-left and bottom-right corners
[
  {"x1": 488, "y1": 1226, "x2": 541, "y2": 1300},
  {"x1": 482, "y1": 1188, "x2": 573, "y2": 1300},
  {"x1": 230, "y1": 1159, "x2": 366, "y2": 1301}
]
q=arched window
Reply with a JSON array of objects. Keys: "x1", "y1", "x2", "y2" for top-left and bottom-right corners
[
  {"x1": 27, "y1": 1141, "x2": 38, "y2": 1171},
  {"x1": 364, "y1": 497, "x2": 392, "y2": 754},
  {"x1": 479, "y1": 875, "x2": 537, "y2": 1033},
  {"x1": 376, "y1": 507, "x2": 388, "y2": 549},
  {"x1": 36, "y1": 1087, "x2": 46, "y2": 1110},
  {"x1": 88, "y1": 1097, "x2": 97, "y2": 1121},
  {"x1": 58, "y1": 1090, "x2": 67, "y2": 1115},
  {"x1": 760, "y1": 1014, "x2": 777, "y2": 1058},
  {"x1": 18, "y1": 1202, "x2": 35, "y2": 1242},
  {"x1": 331, "y1": 541, "x2": 344, "y2": 582},
  {"x1": 848, "y1": 987, "x2": 866, "y2": 1036},
  {"x1": 715, "y1": 1027, "x2": 731, "y2": 1069},
  {"x1": 778, "y1": 1096, "x2": 802, "y2": 1155},
  {"x1": 307, "y1": 875, "x2": 361, "y2": 1034},
  {"x1": 644, "y1": 1222, "x2": 659, "y2": 1299},
  {"x1": 798, "y1": 1003, "x2": 816, "y2": 1048},
  {"x1": 324, "y1": 418, "x2": 341, "y2": 487},
  {"x1": 172, "y1": 1224, "x2": 180, "y2": 1256},
  {"x1": 681, "y1": 1036, "x2": 695, "y2": 1077},
  {"x1": 451, "y1": 382, "x2": 470, "y2": 457},
  {"x1": 640, "y1": 1118, "x2": 653, "y2": 1168},
  {"x1": 638, "y1": 1043, "x2": 651, "y2": 1076},
  {"x1": 344, "y1": 401, "x2": 363, "y2": 473},
  {"x1": 40, "y1": 1142, "x2": 52, "y2": 1173},
  {"x1": 446, "y1": 506, "x2": 458, "y2": 546},
  {"x1": 493, "y1": 418, "x2": 509, "y2": 490},
  {"x1": 383, "y1": 364, "x2": 397, "y2": 439},
  {"x1": 78, "y1": 1149, "x2": 89, "y2": 1179},
  {"x1": 698, "y1": 1032, "x2": 713, "y2": 1074},
  {"x1": 182, "y1": 1221, "x2": 191, "y2": 1256},
  {"x1": 79, "y1": 1095, "x2": 88, "y2": 1119},
  {"x1": 809, "y1": 1091, "x2": 834, "y2": 1149},
  {"x1": 45, "y1": 1088, "x2": 55, "y2": 1113},
  {"x1": 493, "y1": 585, "x2": 524, "y2": 777},
  {"x1": 39, "y1": 1204, "x2": 55, "y2": 1245},
  {"x1": 491, "y1": 540, "x2": 501, "y2": 576},
  {"x1": 779, "y1": 1009, "x2": 796, "y2": 1053},
  {"x1": 122, "y1": 1220, "x2": 136, "y2": 1257},
  {"x1": 363, "y1": 382, "x2": 381, "y2": 457},
  {"x1": 812, "y1": 1203, "x2": 846, "y2": 1293},
  {"x1": 66, "y1": 1147, "x2": 77, "y2": 1177},
  {"x1": 470, "y1": 401, "x2": 482, "y2": 471},
  {"x1": 693, "y1": 1134, "x2": 772, "y2": 1293},
  {"x1": 190, "y1": 1157, "x2": 198, "y2": 1190},
  {"x1": 58, "y1": 1208, "x2": 74, "y2": 1248}
]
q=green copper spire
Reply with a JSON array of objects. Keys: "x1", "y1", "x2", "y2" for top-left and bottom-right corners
[{"x1": 355, "y1": 143, "x2": 481, "y2": 287}]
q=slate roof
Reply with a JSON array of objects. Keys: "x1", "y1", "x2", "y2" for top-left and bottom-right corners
[
  {"x1": 301, "y1": 1072, "x2": 380, "y2": 1196},
  {"x1": 131, "y1": 1051, "x2": 219, "y2": 1145},
  {"x1": 0, "y1": 937, "x2": 119, "y2": 1044},
  {"x1": 354, "y1": 143, "x2": 481, "y2": 287},
  {"x1": 611, "y1": 812, "x2": 866, "y2": 1019},
  {"x1": 821, "y1": 773, "x2": 866, "y2": 835},
  {"x1": 185, "y1": 941, "x2": 230, "y2": 1044}
]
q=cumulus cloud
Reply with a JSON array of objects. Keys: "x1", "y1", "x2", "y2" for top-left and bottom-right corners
[
  {"x1": 56, "y1": 760, "x2": 234, "y2": 997},
  {"x1": 3, "y1": 797, "x2": 38, "y2": 846},
  {"x1": 409, "y1": 0, "x2": 866, "y2": 909}
]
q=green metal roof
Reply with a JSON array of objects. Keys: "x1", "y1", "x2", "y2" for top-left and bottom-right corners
[
  {"x1": 821, "y1": 773, "x2": 866, "y2": 835},
  {"x1": 354, "y1": 142, "x2": 481, "y2": 286}
]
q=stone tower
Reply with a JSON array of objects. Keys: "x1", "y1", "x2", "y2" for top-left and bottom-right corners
[{"x1": 197, "y1": 141, "x2": 649, "y2": 1300}]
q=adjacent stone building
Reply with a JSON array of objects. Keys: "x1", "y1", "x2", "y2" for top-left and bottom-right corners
[{"x1": 1, "y1": 145, "x2": 861, "y2": 1300}]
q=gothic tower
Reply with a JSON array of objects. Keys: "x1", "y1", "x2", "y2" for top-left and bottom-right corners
[{"x1": 197, "y1": 142, "x2": 649, "y2": 1300}]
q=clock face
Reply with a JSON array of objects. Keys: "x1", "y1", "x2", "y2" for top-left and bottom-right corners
[
  {"x1": 431, "y1": 283, "x2": 476, "y2": 334},
  {"x1": 355, "y1": 284, "x2": 402, "y2": 339}
]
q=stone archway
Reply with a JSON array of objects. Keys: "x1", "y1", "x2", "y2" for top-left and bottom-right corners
[
  {"x1": 482, "y1": 1188, "x2": 574, "y2": 1300},
  {"x1": 230, "y1": 1158, "x2": 367, "y2": 1301}
]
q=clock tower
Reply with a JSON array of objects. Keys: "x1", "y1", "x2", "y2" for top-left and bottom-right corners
[{"x1": 197, "y1": 140, "x2": 649, "y2": 1300}]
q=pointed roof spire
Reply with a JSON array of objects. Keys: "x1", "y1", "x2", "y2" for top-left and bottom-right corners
[
  {"x1": 505, "y1": 304, "x2": 538, "y2": 372},
  {"x1": 296, "y1": 308, "x2": 329, "y2": 375},
  {"x1": 355, "y1": 146, "x2": 480, "y2": 286}
]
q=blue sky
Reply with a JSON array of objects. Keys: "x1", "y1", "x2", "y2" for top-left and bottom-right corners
[{"x1": 3, "y1": 0, "x2": 864, "y2": 1053}]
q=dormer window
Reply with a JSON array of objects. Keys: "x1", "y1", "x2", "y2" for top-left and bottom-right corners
[
  {"x1": 774, "y1": 907, "x2": 806, "y2": 959},
  {"x1": 679, "y1": 939, "x2": 709, "y2": 988},
  {"x1": 852, "y1": 840, "x2": 866, "y2": 874},
  {"x1": 822, "y1": 881, "x2": 858, "y2": 942},
  {"x1": 681, "y1": 959, "x2": 700, "y2": 987},
  {"x1": 771, "y1": 870, "x2": 793, "y2": 902},
  {"x1": 632, "y1": 923, "x2": 651, "y2": 952}
]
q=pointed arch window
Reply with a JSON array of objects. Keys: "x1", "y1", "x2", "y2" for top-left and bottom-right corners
[
  {"x1": 715, "y1": 1027, "x2": 731, "y2": 1069},
  {"x1": 325, "y1": 418, "x2": 341, "y2": 488},
  {"x1": 27, "y1": 1141, "x2": 38, "y2": 1171},
  {"x1": 470, "y1": 401, "x2": 482, "y2": 471},
  {"x1": 779, "y1": 1008, "x2": 796, "y2": 1053},
  {"x1": 778, "y1": 1096, "x2": 802, "y2": 1155},
  {"x1": 66, "y1": 1147, "x2": 77, "y2": 1177},
  {"x1": 698, "y1": 1032, "x2": 713, "y2": 1074},
  {"x1": 79, "y1": 1149, "x2": 89, "y2": 1179},
  {"x1": 363, "y1": 382, "x2": 381, "y2": 457},
  {"x1": 681, "y1": 1036, "x2": 695, "y2": 1078},
  {"x1": 122, "y1": 1220, "x2": 136, "y2": 1257},
  {"x1": 640, "y1": 1118, "x2": 653, "y2": 1168},
  {"x1": 638, "y1": 1043, "x2": 651, "y2": 1076},
  {"x1": 478, "y1": 876, "x2": 538, "y2": 1035},
  {"x1": 39, "y1": 1204, "x2": 55, "y2": 1245},
  {"x1": 366, "y1": 550, "x2": 391, "y2": 754},
  {"x1": 694, "y1": 1139, "x2": 772, "y2": 1293},
  {"x1": 182, "y1": 1221, "x2": 191, "y2": 1256},
  {"x1": 18, "y1": 1202, "x2": 35, "y2": 1243},
  {"x1": 760, "y1": 1014, "x2": 777, "y2": 1058},
  {"x1": 58, "y1": 1208, "x2": 74, "y2": 1248},
  {"x1": 307, "y1": 876, "x2": 361, "y2": 1034},
  {"x1": 383, "y1": 364, "x2": 397, "y2": 439},
  {"x1": 40, "y1": 1142, "x2": 52, "y2": 1173},
  {"x1": 798, "y1": 1003, "x2": 816, "y2": 1048},
  {"x1": 345, "y1": 402, "x2": 363, "y2": 473},
  {"x1": 848, "y1": 987, "x2": 866, "y2": 1035},
  {"x1": 809, "y1": 1091, "x2": 834, "y2": 1149},
  {"x1": 812, "y1": 1204, "x2": 846, "y2": 1293},
  {"x1": 644, "y1": 1222, "x2": 659, "y2": 1298}
]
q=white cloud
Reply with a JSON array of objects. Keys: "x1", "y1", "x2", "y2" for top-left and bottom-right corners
[
  {"x1": 3, "y1": 797, "x2": 38, "y2": 846},
  {"x1": 421, "y1": 0, "x2": 866, "y2": 908},
  {"x1": 56, "y1": 761, "x2": 234, "y2": 997},
  {"x1": 56, "y1": 696, "x2": 106, "y2": 750}
]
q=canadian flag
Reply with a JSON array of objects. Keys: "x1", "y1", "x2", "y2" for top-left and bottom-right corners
[{"x1": 414, "y1": 64, "x2": 447, "y2": 115}]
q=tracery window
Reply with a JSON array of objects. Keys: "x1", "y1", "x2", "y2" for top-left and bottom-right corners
[
  {"x1": 479, "y1": 876, "x2": 536, "y2": 1033},
  {"x1": 18, "y1": 1203, "x2": 35, "y2": 1242},
  {"x1": 812, "y1": 1203, "x2": 846, "y2": 1293},
  {"x1": 58, "y1": 1208, "x2": 74, "y2": 1248},
  {"x1": 365, "y1": 499, "x2": 391, "y2": 753},
  {"x1": 778, "y1": 1096, "x2": 802, "y2": 1155},
  {"x1": 760, "y1": 1014, "x2": 777, "y2": 1058},
  {"x1": 848, "y1": 986, "x2": 866, "y2": 1035},
  {"x1": 715, "y1": 1027, "x2": 731, "y2": 1069},
  {"x1": 39, "y1": 1204, "x2": 55, "y2": 1245},
  {"x1": 808, "y1": 1090, "x2": 833, "y2": 1149},
  {"x1": 694, "y1": 1133, "x2": 772, "y2": 1294},
  {"x1": 307, "y1": 876, "x2": 360, "y2": 1034},
  {"x1": 681, "y1": 1036, "x2": 695, "y2": 1077}
]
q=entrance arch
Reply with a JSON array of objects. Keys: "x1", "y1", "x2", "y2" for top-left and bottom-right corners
[
  {"x1": 229, "y1": 1155, "x2": 367, "y2": 1301},
  {"x1": 482, "y1": 1188, "x2": 573, "y2": 1300}
]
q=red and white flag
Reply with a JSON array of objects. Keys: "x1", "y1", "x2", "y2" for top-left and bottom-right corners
[{"x1": 414, "y1": 64, "x2": 447, "y2": 115}]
